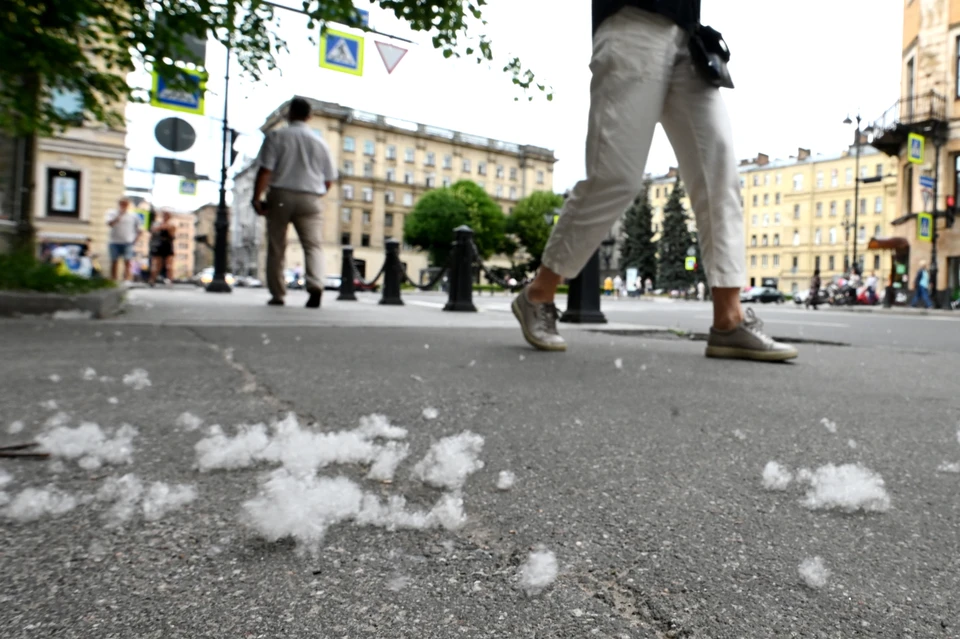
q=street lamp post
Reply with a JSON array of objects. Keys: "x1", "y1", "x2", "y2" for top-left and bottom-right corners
[
  {"x1": 844, "y1": 113, "x2": 862, "y2": 274},
  {"x1": 206, "y1": 44, "x2": 232, "y2": 293}
]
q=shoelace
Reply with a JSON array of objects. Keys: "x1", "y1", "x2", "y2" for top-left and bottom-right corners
[
  {"x1": 743, "y1": 308, "x2": 774, "y2": 345},
  {"x1": 537, "y1": 303, "x2": 561, "y2": 334}
]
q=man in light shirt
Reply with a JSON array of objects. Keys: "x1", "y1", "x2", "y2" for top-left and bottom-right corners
[
  {"x1": 252, "y1": 97, "x2": 337, "y2": 308},
  {"x1": 106, "y1": 198, "x2": 141, "y2": 281}
]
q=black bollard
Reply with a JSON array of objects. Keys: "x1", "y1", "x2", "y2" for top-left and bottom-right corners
[
  {"x1": 560, "y1": 249, "x2": 607, "y2": 323},
  {"x1": 443, "y1": 225, "x2": 478, "y2": 312},
  {"x1": 337, "y1": 246, "x2": 358, "y2": 301},
  {"x1": 379, "y1": 239, "x2": 404, "y2": 306}
]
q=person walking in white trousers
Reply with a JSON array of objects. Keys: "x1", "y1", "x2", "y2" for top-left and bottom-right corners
[{"x1": 512, "y1": 1, "x2": 797, "y2": 362}]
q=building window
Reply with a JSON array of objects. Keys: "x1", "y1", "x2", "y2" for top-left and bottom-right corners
[
  {"x1": 443, "y1": 154, "x2": 452, "y2": 169},
  {"x1": 45, "y1": 168, "x2": 81, "y2": 218},
  {"x1": 656, "y1": 187, "x2": 661, "y2": 198},
  {"x1": 342, "y1": 160, "x2": 354, "y2": 176},
  {"x1": 815, "y1": 202, "x2": 823, "y2": 217},
  {"x1": 385, "y1": 213, "x2": 394, "y2": 227},
  {"x1": 509, "y1": 167, "x2": 518, "y2": 181},
  {"x1": 845, "y1": 168, "x2": 853, "y2": 185},
  {"x1": 425, "y1": 174, "x2": 436, "y2": 188},
  {"x1": 341, "y1": 207, "x2": 351, "y2": 223},
  {"x1": 386, "y1": 168, "x2": 396, "y2": 182},
  {"x1": 763, "y1": 214, "x2": 770, "y2": 226},
  {"x1": 343, "y1": 136, "x2": 355, "y2": 152},
  {"x1": 774, "y1": 212, "x2": 781, "y2": 224},
  {"x1": 762, "y1": 254, "x2": 768, "y2": 267},
  {"x1": 861, "y1": 165, "x2": 869, "y2": 179},
  {"x1": 875, "y1": 196, "x2": 883, "y2": 214},
  {"x1": 764, "y1": 174, "x2": 770, "y2": 186},
  {"x1": 815, "y1": 228, "x2": 822, "y2": 245},
  {"x1": 341, "y1": 232, "x2": 351, "y2": 245},
  {"x1": 750, "y1": 255, "x2": 757, "y2": 267},
  {"x1": 478, "y1": 162, "x2": 487, "y2": 176},
  {"x1": 830, "y1": 169, "x2": 838, "y2": 187},
  {"x1": 762, "y1": 234, "x2": 768, "y2": 246},
  {"x1": 793, "y1": 256, "x2": 799, "y2": 270},
  {"x1": 386, "y1": 145, "x2": 397, "y2": 160},
  {"x1": 537, "y1": 170, "x2": 545, "y2": 185},
  {"x1": 763, "y1": 193, "x2": 769, "y2": 206},
  {"x1": 773, "y1": 255, "x2": 780, "y2": 267},
  {"x1": 404, "y1": 148, "x2": 415, "y2": 163},
  {"x1": 859, "y1": 225, "x2": 866, "y2": 241},
  {"x1": 874, "y1": 254, "x2": 881, "y2": 269},
  {"x1": 402, "y1": 192, "x2": 413, "y2": 207},
  {"x1": 462, "y1": 159, "x2": 471, "y2": 172},
  {"x1": 794, "y1": 204, "x2": 801, "y2": 219},
  {"x1": 859, "y1": 198, "x2": 867, "y2": 215},
  {"x1": 874, "y1": 224, "x2": 882, "y2": 238},
  {"x1": 752, "y1": 195, "x2": 758, "y2": 206},
  {"x1": 425, "y1": 152, "x2": 435, "y2": 166},
  {"x1": 844, "y1": 200, "x2": 851, "y2": 216},
  {"x1": 751, "y1": 235, "x2": 757, "y2": 247},
  {"x1": 753, "y1": 175, "x2": 759, "y2": 186},
  {"x1": 363, "y1": 162, "x2": 373, "y2": 178},
  {"x1": 361, "y1": 233, "x2": 370, "y2": 247},
  {"x1": 362, "y1": 210, "x2": 371, "y2": 225},
  {"x1": 342, "y1": 184, "x2": 354, "y2": 200},
  {"x1": 793, "y1": 174, "x2": 803, "y2": 191},
  {"x1": 509, "y1": 186, "x2": 517, "y2": 200},
  {"x1": 816, "y1": 172, "x2": 823, "y2": 188},
  {"x1": 362, "y1": 187, "x2": 373, "y2": 202},
  {"x1": 496, "y1": 165, "x2": 504, "y2": 179},
  {"x1": 477, "y1": 181, "x2": 484, "y2": 189},
  {"x1": 776, "y1": 173, "x2": 782, "y2": 185},
  {"x1": 829, "y1": 255, "x2": 835, "y2": 271},
  {"x1": 793, "y1": 231, "x2": 800, "y2": 246},
  {"x1": 404, "y1": 171, "x2": 414, "y2": 185},
  {"x1": 751, "y1": 214, "x2": 758, "y2": 225},
  {"x1": 830, "y1": 201, "x2": 837, "y2": 217},
  {"x1": 442, "y1": 176, "x2": 451, "y2": 187},
  {"x1": 363, "y1": 140, "x2": 375, "y2": 156},
  {"x1": 385, "y1": 190, "x2": 395, "y2": 204},
  {"x1": 495, "y1": 184, "x2": 503, "y2": 198},
  {"x1": 815, "y1": 255, "x2": 821, "y2": 270},
  {"x1": 775, "y1": 193, "x2": 781, "y2": 205},
  {"x1": 773, "y1": 233, "x2": 780, "y2": 246},
  {"x1": 829, "y1": 227, "x2": 837, "y2": 244}
]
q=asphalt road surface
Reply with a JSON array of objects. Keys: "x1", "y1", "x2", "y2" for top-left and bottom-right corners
[{"x1": 1, "y1": 295, "x2": 958, "y2": 637}]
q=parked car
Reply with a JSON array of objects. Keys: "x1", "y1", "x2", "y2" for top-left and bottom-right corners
[
  {"x1": 324, "y1": 275, "x2": 342, "y2": 291},
  {"x1": 235, "y1": 276, "x2": 263, "y2": 288},
  {"x1": 195, "y1": 267, "x2": 235, "y2": 287},
  {"x1": 284, "y1": 269, "x2": 305, "y2": 289},
  {"x1": 740, "y1": 286, "x2": 785, "y2": 304},
  {"x1": 794, "y1": 288, "x2": 830, "y2": 307}
]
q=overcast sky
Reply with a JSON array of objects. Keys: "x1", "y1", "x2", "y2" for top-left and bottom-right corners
[{"x1": 124, "y1": 0, "x2": 904, "y2": 211}]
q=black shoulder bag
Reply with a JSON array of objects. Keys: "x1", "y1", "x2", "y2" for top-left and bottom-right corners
[{"x1": 687, "y1": 24, "x2": 734, "y2": 89}]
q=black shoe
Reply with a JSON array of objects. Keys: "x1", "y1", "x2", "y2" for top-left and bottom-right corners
[
  {"x1": 267, "y1": 298, "x2": 284, "y2": 306},
  {"x1": 306, "y1": 291, "x2": 321, "y2": 309}
]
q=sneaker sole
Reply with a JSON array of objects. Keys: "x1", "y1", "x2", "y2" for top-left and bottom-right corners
[
  {"x1": 511, "y1": 298, "x2": 567, "y2": 352},
  {"x1": 704, "y1": 345, "x2": 798, "y2": 362}
]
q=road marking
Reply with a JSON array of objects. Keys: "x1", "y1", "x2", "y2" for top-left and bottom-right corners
[{"x1": 404, "y1": 300, "x2": 447, "y2": 309}]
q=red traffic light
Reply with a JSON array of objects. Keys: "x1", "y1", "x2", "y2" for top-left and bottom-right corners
[{"x1": 947, "y1": 195, "x2": 956, "y2": 208}]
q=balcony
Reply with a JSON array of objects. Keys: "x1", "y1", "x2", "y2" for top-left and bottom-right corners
[{"x1": 868, "y1": 91, "x2": 948, "y2": 157}]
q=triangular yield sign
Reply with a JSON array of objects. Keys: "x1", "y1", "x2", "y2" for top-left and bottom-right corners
[{"x1": 375, "y1": 41, "x2": 408, "y2": 74}]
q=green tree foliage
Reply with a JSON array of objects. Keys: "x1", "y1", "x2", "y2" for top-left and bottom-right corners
[
  {"x1": 404, "y1": 180, "x2": 506, "y2": 266},
  {"x1": 657, "y1": 176, "x2": 695, "y2": 291},
  {"x1": 506, "y1": 191, "x2": 563, "y2": 272},
  {"x1": 617, "y1": 182, "x2": 657, "y2": 284},
  {"x1": 0, "y1": 0, "x2": 550, "y2": 137}
]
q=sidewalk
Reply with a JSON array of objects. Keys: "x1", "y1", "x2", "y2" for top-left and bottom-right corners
[{"x1": 1, "y1": 291, "x2": 958, "y2": 637}]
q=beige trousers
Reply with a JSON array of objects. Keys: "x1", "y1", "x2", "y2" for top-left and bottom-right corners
[
  {"x1": 266, "y1": 188, "x2": 324, "y2": 299},
  {"x1": 542, "y1": 8, "x2": 746, "y2": 289}
]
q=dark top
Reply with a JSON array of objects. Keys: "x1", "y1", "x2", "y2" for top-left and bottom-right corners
[{"x1": 592, "y1": 0, "x2": 701, "y2": 34}]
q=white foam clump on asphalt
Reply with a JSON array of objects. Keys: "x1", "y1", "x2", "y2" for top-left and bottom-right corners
[
  {"x1": 518, "y1": 547, "x2": 558, "y2": 596},
  {"x1": 820, "y1": 418, "x2": 837, "y2": 434},
  {"x1": 122, "y1": 368, "x2": 152, "y2": 390},
  {"x1": 2, "y1": 486, "x2": 77, "y2": 522},
  {"x1": 614, "y1": 358, "x2": 623, "y2": 369},
  {"x1": 98, "y1": 474, "x2": 197, "y2": 525},
  {"x1": 142, "y1": 482, "x2": 198, "y2": 521},
  {"x1": 762, "y1": 461, "x2": 793, "y2": 491},
  {"x1": 422, "y1": 407, "x2": 439, "y2": 420},
  {"x1": 800, "y1": 463, "x2": 890, "y2": 513},
  {"x1": 847, "y1": 439, "x2": 858, "y2": 449},
  {"x1": 936, "y1": 462, "x2": 960, "y2": 474},
  {"x1": 367, "y1": 441, "x2": 410, "y2": 481},
  {"x1": 195, "y1": 413, "x2": 410, "y2": 477},
  {"x1": 37, "y1": 423, "x2": 138, "y2": 469},
  {"x1": 7, "y1": 420, "x2": 24, "y2": 435},
  {"x1": 0, "y1": 469, "x2": 12, "y2": 488},
  {"x1": 40, "y1": 400, "x2": 58, "y2": 411},
  {"x1": 496, "y1": 470, "x2": 516, "y2": 491},
  {"x1": 82, "y1": 367, "x2": 97, "y2": 381},
  {"x1": 243, "y1": 469, "x2": 466, "y2": 556},
  {"x1": 798, "y1": 556, "x2": 830, "y2": 589},
  {"x1": 732, "y1": 429, "x2": 747, "y2": 441},
  {"x1": 175, "y1": 412, "x2": 204, "y2": 432},
  {"x1": 49, "y1": 374, "x2": 61, "y2": 383},
  {"x1": 412, "y1": 431, "x2": 485, "y2": 490}
]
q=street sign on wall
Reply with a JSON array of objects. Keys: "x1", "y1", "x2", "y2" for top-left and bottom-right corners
[
  {"x1": 908, "y1": 133, "x2": 925, "y2": 165},
  {"x1": 917, "y1": 212, "x2": 933, "y2": 242},
  {"x1": 919, "y1": 175, "x2": 936, "y2": 189},
  {"x1": 150, "y1": 68, "x2": 206, "y2": 115},
  {"x1": 320, "y1": 28, "x2": 364, "y2": 76}
]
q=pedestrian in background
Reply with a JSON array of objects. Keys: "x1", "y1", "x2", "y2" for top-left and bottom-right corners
[
  {"x1": 910, "y1": 260, "x2": 933, "y2": 308},
  {"x1": 511, "y1": 0, "x2": 797, "y2": 361},
  {"x1": 809, "y1": 269, "x2": 821, "y2": 310},
  {"x1": 252, "y1": 97, "x2": 337, "y2": 309},
  {"x1": 106, "y1": 198, "x2": 141, "y2": 282},
  {"x1": 149, "y1": 210, "x2": 175, "y2": 287}
]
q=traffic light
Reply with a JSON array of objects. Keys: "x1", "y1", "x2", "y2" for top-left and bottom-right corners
[{"x1": 947, "y1": 195, "x2": 956, "y2": 229}]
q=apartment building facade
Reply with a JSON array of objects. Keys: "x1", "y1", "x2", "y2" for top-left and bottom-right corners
[{"x1": 232, "y1": 97, "x2": 557, "y2": 281}]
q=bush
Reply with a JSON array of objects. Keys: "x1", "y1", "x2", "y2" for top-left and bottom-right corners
[{"x1": 0, "y1": 252, "x2": 115, "y2": 294}]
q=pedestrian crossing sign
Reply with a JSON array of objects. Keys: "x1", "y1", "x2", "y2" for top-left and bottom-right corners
[
  {"x1": 320, "y1": 28, "x2": 364, "y2": 76},
  {"x1": 908, "y1": 133, "x2": 924, "y2": 164},
  {"x1": 917, "y1": 212, "x2": 933, "y2": 242},
  {"x1": 685, "y1": 256, "x2": 697, "y2": 271}
]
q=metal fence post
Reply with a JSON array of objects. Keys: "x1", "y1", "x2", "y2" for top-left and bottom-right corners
[
  {"x1": 337, "y1": 246, "x2": 358, "y2": 301},
  {"x1": 443, "y1": 225, "x2": 477, "y2": 312},
  {"x1": 379, "y1": 239, "x2": 404, "y2": 306},
  {"x1": 560, "y1": 249, "x2": 607, "y2": 323}
]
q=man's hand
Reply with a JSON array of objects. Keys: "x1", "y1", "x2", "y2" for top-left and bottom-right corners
[{"x1": 252, "y1": 199, "x2": 266, "y2": 216}]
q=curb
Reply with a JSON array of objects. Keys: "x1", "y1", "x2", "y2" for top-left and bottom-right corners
[{"x1": 0, "y1": 287, "x2": 126, "y2": 319}]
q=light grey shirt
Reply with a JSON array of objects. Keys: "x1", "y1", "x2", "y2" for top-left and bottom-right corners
[
  {"x1": 107, "y1": 210, "x2": 141, "y2": 244},
  {"x1": 256, "y1": 121, "x2": 337, "y2": 195}
]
